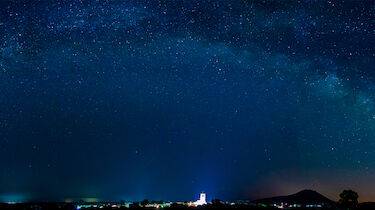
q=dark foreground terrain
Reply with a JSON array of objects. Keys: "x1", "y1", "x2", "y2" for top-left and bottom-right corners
[{"x1": 1, "y1": 203, "x2": 375, "y2": 210}]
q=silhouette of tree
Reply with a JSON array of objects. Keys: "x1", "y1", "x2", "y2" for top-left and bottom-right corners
[
  {"x1": 211, "y1": 198, "x2": 223, "y2": 207},
  {"x1": 120, "y1": 200, "x2": 126, "y2": 206},
  {"x1": 141, "y1": 199, "x2": 149, "y2": 206},
  {"x1": 339, "y1": 189, "x2": 358, "y2": 210},
  {"x1": 129, "y1": 202, "x2": 140, "y2": 208},
  {"x1": 149, "y1": 200, "x2": 163, "y2": 205}
]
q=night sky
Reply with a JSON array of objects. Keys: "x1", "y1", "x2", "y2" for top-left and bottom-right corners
[{"x1": 1, "y1": 0, "x2": 375, "y2": 203}]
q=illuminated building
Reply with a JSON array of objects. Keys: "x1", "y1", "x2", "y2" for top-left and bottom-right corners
[{"x1": 193, "y1": 192, "x2": 207, "y2": 206}]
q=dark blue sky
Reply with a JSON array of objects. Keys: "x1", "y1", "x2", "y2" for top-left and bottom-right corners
[{"x1": 0, "y1": 0, "x2": 375, "y2": 203}]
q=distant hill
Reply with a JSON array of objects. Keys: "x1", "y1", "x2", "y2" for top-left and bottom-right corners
[{"x1": 253, "y1": 189, "x2": 334, "y2": 205}]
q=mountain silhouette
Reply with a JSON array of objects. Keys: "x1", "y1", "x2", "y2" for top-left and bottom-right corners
[{"x1": 254, "y1": 189, "x2": 334, "y2": 204}]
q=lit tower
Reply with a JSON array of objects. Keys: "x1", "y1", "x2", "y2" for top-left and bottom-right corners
[
  {"x1": 193, "y1": 192, "x2": 207, "y2": 206},
  {"x1": 200, "y1": 192, "x2": 206, "y2": 203}
]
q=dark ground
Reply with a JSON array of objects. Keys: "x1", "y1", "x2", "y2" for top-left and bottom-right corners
[{"x1": 2, "y1": 202, "x2": 375, "y2": 210}]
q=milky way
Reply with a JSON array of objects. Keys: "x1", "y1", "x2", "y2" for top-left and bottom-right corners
[{"x1": 0, "y1": 0, "x2": 375, "y2": 202}]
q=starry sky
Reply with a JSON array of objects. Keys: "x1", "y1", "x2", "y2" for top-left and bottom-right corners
[{"x1": 0, "y1": 0, "x2": 375, "y2": 203}]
